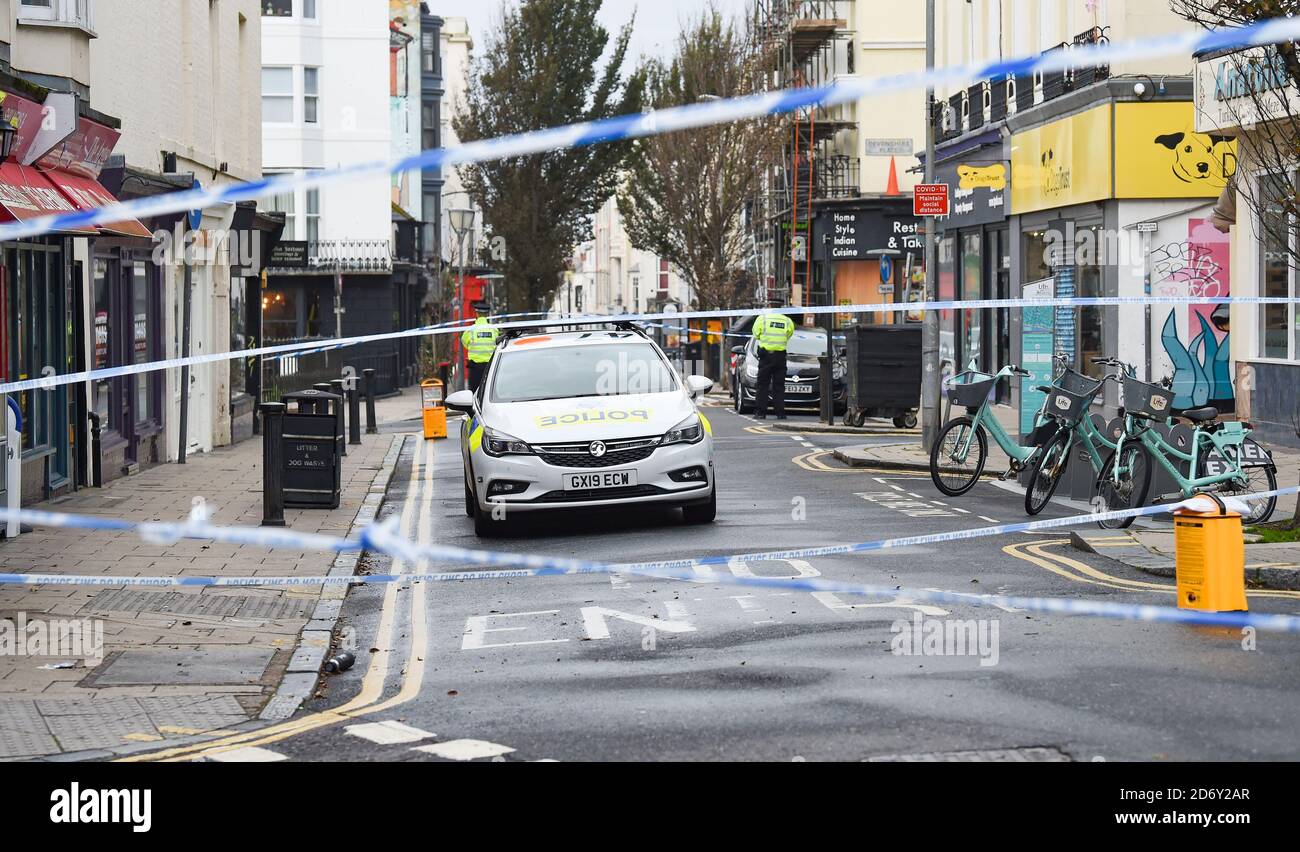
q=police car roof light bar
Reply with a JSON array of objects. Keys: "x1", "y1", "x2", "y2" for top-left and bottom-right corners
[{"x1": 498, "y1": 319, "x2": 652, "y2": 341}]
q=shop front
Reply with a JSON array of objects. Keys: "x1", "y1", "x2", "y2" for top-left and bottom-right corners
[
  {"x1": 1008, "y1": 95, "x2": 1234, "y2": 435},
  {"x1": 934, "y1": 131, "x2": 1011, "y2": 392},
  {"x1": 809, "y1": 197, "x2": 923, "y2": 328},
  {"x1": 0, "y1": 82, "x2": 147, "y2": 499}
]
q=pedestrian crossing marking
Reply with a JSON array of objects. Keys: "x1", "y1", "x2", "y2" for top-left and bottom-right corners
[{"x1": 345, "y1": 720, "x2": 435, "y2": 745}]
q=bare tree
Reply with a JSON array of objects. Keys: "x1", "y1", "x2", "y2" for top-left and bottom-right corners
[
  {"x1": 1171, "y1": 3, "x2": 1300, "y2": 257},
  {"x1": 617, "y1": 5, "x2": 781, "y2": 311},
  {"x1": 1173, "y1": 2, "x2": 1300, "y2": 527}
]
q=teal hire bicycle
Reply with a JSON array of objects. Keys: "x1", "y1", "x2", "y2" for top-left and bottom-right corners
[
  {"x1": 1091, "y1": 362, "x2": 1277, "y2": 529},
  {"x1": 1023, "y1": 357, "x2": 1123, "y2": 515},
  {"x1": 930, "y1": 363, "x2": 1045, "y2": 497}
]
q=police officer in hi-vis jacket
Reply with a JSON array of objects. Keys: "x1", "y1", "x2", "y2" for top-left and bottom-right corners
[
  {"x1": 750, "y1": 299, "x2": 795, "y2": 420},
  {"x1": 461, "y1": 301, "x2": 500, "y2": 393}
]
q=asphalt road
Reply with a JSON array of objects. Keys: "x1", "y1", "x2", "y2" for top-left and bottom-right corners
[{"x1": 216, "y1": 399, "x2": 1300, "y2": 762}]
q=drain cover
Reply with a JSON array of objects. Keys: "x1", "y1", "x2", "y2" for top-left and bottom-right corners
[
  {"x1": 866, "y1": 746, "x2": 1071, "y2": 763},
  {"x1": 95, "y1": 648, "x2": 276, "y2": 686},
  {"x1": 84, "y1": 589, "x2": 315, "y2": 621}
]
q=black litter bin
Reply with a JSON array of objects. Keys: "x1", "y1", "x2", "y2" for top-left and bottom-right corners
[
  {"x1": 843, "y1": 325, "x2": 922, "y2": 428},
  {"x1": 280, "y1": 389, "x2": 342, "y2": 509}
]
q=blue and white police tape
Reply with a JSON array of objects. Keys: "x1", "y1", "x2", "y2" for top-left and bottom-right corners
[
  {"x1": 0, "y1": 503, "x2": 362, "y2": 555},
  {"x1": 0, "y1": 17, "x2": 1294, "y2": 244},
  {"x1": 2, "y1": 488, "x2": 1299, "y2": 633},
  {"x1": 4, "y1": 293, "x2": 1297, "y2": 396}
]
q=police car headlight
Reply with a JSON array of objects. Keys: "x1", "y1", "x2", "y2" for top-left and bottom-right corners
[
  {"x1": 483, "y1": 428, "x2": 532, "y2": 456},
  {"x1": 744, "y1": 360, "x2": 758, "y2": 380},
  {"x1": 662, "y1": 414, "x2": 703, "y2": 445}
]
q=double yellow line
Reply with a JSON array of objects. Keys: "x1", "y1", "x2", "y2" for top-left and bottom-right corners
[
  {"x1": 121, "y1": 438, "x2": 437, "y2": 762},
  {"x1": 1005, "y1": 539, "x2": 1300, "y2": 600},
  {"x1": 791, "y1": 448, "x2": 926, "y2": 476}
]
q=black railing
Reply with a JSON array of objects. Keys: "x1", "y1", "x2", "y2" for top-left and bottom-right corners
[
  {"x1": 261, "y1": 343, "x2": 403, "y2": 403},
  {"x1": 815, "y1": 154, "x2": 859, "y2": 199},
  {"x1": 266, "y1": 240, "x2": 395, "y2": 274}
]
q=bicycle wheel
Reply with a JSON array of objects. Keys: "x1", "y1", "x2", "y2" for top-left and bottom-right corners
[
  {"x1": 930, "y1": 416, "x2": 988, "y2": 496},
  {"x1": 1025, "y1": 427, "x2": 1070, "y2": 515},
  {"x1": 1092, "y1": 443, "x2": 1153, "y2": 530},
  {"x1": 1221, "y1": 443, "x2": 1278, "y2": 524}
]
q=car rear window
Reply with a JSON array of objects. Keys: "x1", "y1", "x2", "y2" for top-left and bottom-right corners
[{"x1": 490, "y1": 341, "x2": 679, "y2": 403}]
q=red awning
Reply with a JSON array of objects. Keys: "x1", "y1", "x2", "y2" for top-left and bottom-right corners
[
  {"x1": 0, "y1": 161, "x2": 96, "y2": 234},
  {"x1": 40, "y1": 168, "x2": 154, "y2": 239}
]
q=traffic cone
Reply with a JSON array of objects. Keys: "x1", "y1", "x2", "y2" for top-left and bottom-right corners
[{"x1": 885, "y1": 156, "x2": 901, "y2": 196}]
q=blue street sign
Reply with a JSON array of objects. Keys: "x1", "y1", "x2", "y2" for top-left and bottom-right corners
[{"x1": 879, "y1": 254, "x2": 893, "y2": 285}]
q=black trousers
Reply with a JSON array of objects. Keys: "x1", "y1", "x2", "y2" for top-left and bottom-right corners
[
  {"x1": 753, "y1": 349, "x2": 787, "y2": 417},
  {"x1": 468, "y1": 360, "x2": 489, "y2": 393}
]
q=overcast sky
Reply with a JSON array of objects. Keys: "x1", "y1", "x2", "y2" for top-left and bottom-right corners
[{"x1": 450, "y1": 0, "x2": 751, "y2": 65}]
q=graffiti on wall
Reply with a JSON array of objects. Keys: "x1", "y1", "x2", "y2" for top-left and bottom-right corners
[{"x1": 1151, "y1": 219, "x2": 1233, "y2": 410}]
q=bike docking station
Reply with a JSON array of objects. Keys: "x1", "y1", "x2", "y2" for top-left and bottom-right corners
[
  {"x1": 1174, "y1": 493, "x2": 1248, "y2": 614},
  {"x1": 421, "y1": 378, "x2": 447, "y2": 440}
]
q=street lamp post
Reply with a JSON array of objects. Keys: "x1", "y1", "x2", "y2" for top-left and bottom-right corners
[
  {"x1": 449, "y1": 207, "x2": 475, "y2": 390},
  {"x1": 920, "y1": 0, "x2": 941, "y2": 452}
]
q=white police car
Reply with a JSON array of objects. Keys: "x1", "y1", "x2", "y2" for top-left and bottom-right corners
[{"x1": 444, "y1": 325, "x2": 716, "y2": 536}]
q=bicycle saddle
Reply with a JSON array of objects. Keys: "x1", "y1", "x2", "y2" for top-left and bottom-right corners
[{"x1": 1180, "y1": 406, "x2": 1219, "y2": 423}]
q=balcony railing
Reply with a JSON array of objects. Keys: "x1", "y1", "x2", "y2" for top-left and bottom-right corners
[
  {"x1": 935, "y1": 26, "x2": 1111, "y2": 142},
  {"x1": 816, "y1": 154, "x2": 859, "y2": 199},
  {"x1": 268, "y1": 239, "x2": 395, "y2": 273}
]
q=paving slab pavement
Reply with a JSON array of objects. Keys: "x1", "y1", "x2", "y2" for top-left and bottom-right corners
[{"x1": 0, "y1": 392, "x2": 420, "y2": 759}]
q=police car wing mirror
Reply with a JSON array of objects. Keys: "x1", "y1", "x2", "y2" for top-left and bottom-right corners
[
  {"x1": 444, "y1": 390, "x2": 476, "y2": 414},
  {"x1": 685, "y1": 375, "x2": 714, "y2": 397},
  {"x1": 730, "y1": 346, "x2": 745, "y2": 355}
]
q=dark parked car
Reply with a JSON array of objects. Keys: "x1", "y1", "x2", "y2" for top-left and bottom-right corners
[{"x1": 731, "y1": 326, "x2": 847, "y2": 414}]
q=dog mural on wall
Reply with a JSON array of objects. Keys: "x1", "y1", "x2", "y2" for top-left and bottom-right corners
[{"x1": 1153, "y1": 131, "x2": 1237, "y2": 188}]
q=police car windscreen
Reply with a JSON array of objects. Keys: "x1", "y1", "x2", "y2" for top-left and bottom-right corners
[{"x1": 490, "y1": 342, "x2": 679, "y2": 403}]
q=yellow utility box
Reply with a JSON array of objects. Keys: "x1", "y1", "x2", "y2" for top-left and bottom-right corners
[
  {"x1": 1174, "y1": 495, "x2": 1247, "y2": 613},
  {"x1": 421, "y1": 379, "x2": 447, "y2": 440}
]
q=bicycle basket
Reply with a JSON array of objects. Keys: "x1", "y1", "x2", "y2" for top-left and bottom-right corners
[
  {"x1": 1056, "y1": 369, "x2": 1102, "y2": 396},
  {"x1": 1122, "y1": 376, "x2": 1175, "y2": 421},
  {"x1": 1044, "y1": 385, "x2": 1093, "y2": 423},
  {"x1": 946, "y1": 373, "x2": 998, "y2": 408}
]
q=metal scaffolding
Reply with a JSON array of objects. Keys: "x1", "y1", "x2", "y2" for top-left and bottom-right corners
[{"x1": 749, "y1": 0, "x2": 856, "y2": 307}]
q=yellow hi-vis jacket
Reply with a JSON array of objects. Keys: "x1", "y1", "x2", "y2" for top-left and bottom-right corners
[
  {"x1": 462, "y1": 316, "x2": 500, "y2": 363},
  {"x1": 752, "y1": 311, "x2": 795, "y2": 352}
]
